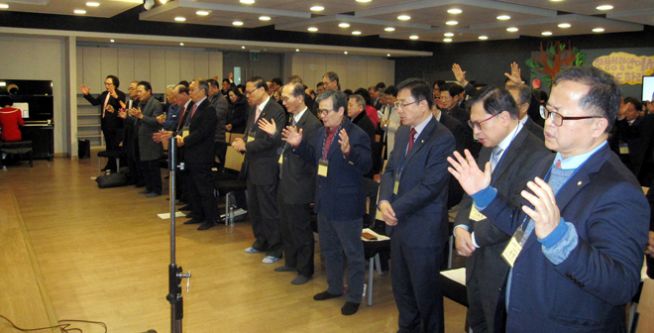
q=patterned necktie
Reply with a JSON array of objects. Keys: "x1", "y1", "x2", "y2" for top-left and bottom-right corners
[
  {"x1": 490, "y1": 147, "x2": 504, "y2": 170},
  {"x1": 406, "y1": 128, "x2": 416, "y2": 155}
]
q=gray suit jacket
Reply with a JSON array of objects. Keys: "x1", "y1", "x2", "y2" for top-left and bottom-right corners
[
  {"x1": 279, "y1": 110, "x2": 322, "y2": 204},
  {"x1": 137, "y1": 96, "x2": 164, "y2": 161},
  {"x1": 210, "y1": 93, "x2": 228, "y2": 143},
  {"x1": 454, "y1": 125, "x2": 551, "y2": 332}
]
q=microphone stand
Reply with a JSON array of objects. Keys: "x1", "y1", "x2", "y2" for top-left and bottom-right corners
[{"x1": 166, "y1": 135, "x2": 191, "y2": 333}]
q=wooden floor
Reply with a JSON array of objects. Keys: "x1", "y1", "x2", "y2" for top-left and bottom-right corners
[{"x1": 0, "y1": 154, "x2": 466, "y2": 333}]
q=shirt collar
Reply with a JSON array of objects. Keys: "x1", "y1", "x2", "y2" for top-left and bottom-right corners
[
  {"x1": 293, "y1": 107, "x2": 307, "y2": 123},
  {"x1": 194, "y1": 97, "x2": 207, "y2": 107},
  {"x1": 554, "y1": 141, "x2": 607, "y2": 170},
  {"x1": 412, "y1": 114, "x2": 433, "y2": 137},
  {"x1": 257, "y1": 96, "x2": 271, "y2": 111},
  {"x1": 183, "y1": 99, "x2": 192, "y2": 109},
  {"x1": 497, "y1": 121, "x2": 523, "y2": 153}
]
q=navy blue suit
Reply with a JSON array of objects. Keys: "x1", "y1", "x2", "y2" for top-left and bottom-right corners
[
  {"x1": 295, "y1": 117, "x2": 371, "y2": 303},
  {"x1": 379, "y1": 117, "x2": 455, "y2": 333},
  {"x1": 481, "y1": 144, "x2": 649, "y2": 332}
]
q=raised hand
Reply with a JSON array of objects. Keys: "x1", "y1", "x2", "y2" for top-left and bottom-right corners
[
  {"x1": 80, "y1": 84, "x2": 90, "y2": 95},
  {"x1": 504, "y1": 61, "x2": 523, "y2": 86},
  {"x1": 454, "y1": 227, "x2": 476, "y2": 257},
  {"x1": 452, "y1": 63, "x2": 468, "y2": 86},
  {"x1": 257, "y1": 118, "x2": 277, "y2": 136},
  {"x1": 447, "y1": 149, "x2": 492, "y2": 196},
  {"x1": 520, "y1": 177, "x2": 560, "y2": 239},
  {"x1": 338, "y1": 128, "x2": 350, "y2": 155},
  {"x1": 282, "y1": 126, "x2": 303, "y2": 148}
]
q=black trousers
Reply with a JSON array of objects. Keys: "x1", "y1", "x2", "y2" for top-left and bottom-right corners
[
  {"x1": 278, "y1": 198, "x2": 314, "y2": 277},
  {"x1": 140, "y1": 159, "x2": 161, "y2": 194},
  {"x1": 187, "y1": 164, "x2": 217, "y2": 224},
  {"x1": 247, "y1": 181, "x2": 282, "y2": 257},
  {"x1": 214, "y1": 141, "x2": 227, "y2": 169},
  {"x1": 102, "y1": 127, "x2": 119, "y2": 171}
]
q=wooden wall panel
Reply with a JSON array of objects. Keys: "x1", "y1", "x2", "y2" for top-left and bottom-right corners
[
  {"x1": 133, "y1": 50, "x2": 151, "y2": 87},
  {"x1": 193, "y1": 52, "x2": 209, "y2": 80},
  {"x1": 117, "y1": 48, "x2": 135, "y2": 86},
  {"x1": 149, "y1": 50, "x2": 165, "y2": 93},
  {"x1": 208, "y1": 51, "x2": 223, "y2": 79},
  {"x1": 100, "y1": 48, "x2": 118, "y2": 81},
  {"x1": 82, "y1": 48, "x2": 102, "y2": 91},
  {"x1": 179, "y1": 49, "x2": 195, "y2": 82},
  {"x1": 164, "y1": 49, "x2": 180, "y2": 86}
]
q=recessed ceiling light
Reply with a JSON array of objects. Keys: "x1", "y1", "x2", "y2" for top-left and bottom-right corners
[
  {"x1": 240, "y1": 0, "x2": 255, "y2": 4},
  {"x1": 179, "y1": 42, "x2": 184, "y2": 46},
  {"x1": 447, "y1": 8, "x2": 462, "y2": 15},
  {"x1": 506, "y1": 26, "x2": 519, "y2": 32},
  {"x1": 174, "y1": 16, "x2": 186, "y2": 22},
  {"x1": 592, "y1": 27, "x2": 605, "y2": 33},
  {"x1": 409, "y1": 34, "x2": 419, "y2": 40},
  {"x1": 310, "y1": 5, "x2": 324, "y2": 12},
  {"x1": 478, "y1": 35, "x2": 488, "y2": 40},
  {"x1": 196, "y1": 10, "x2": 210, "y2": 16},
  {"x1": 338, "y1": 22, "x2": 350, "y2": 28},
  {"x1": 384, "y1": 27, "x2": 395, "y2": 32},
  {"x1": 444, "y1": 32, "x2": 454, "y2": 37},
  {"x1": 0, "y1": 4, "x2": 9, "y2": 9},
  {"x1": 558, "y1": 22, "x2": 571, "y2": 28},
  {"x1": 596, "y1": 4, "x2": 613, "y2": 11},
  {"x1": 541, "y1": 31, "x2": 553, "y2": 36},
  {"x1": 397, "y1": 14, "x2": 411, "y2": 21},
  {"x1": 232, "y1": 20, "x2": 244, "y2": 26},
  {"x1": 110, "y1": 39, "x2": 115, "y2": 43},
  {"x1": 549, "y1": 0, "x2": 564, "y2": 2},
  {"x1": 496, "y1": 15, "x2": 511, "y2": 21},
  {"x1": 86, "y1": 1, "x2": 100, "y2": 7},
  {"x1": 443, "y1": 38, "x2": 453, "y2": 43},
  {"x1": 446, "y1": 20, "x2": 458, "y2": 26},
  {"x1": 259, "y1": 15, "x2": 271, "y2": 21},
  {"x1": 307, "y1": 26, "x2": 319, "y2": 32},
  {"x1": 74, "y1": 9, "x2": 87, "y2": 15},
  {"x1": 352, "y1": 30, "x2": 362, "y2": 35},
  {"x1": 386, "y1": 53, "x2": 391, "y2": 57},
  {"x1": 241, "y1": 45, "x2": 246, "y2": 49},
  {"x1": 356, "y1": 0, "x2": 371, "y2": 3},
  {"x1": 344, "y1": 51, "x2": 348, "y2": 55},
  {"x1": 295, "y1": 48, "x2": 300, "y2": 52}
]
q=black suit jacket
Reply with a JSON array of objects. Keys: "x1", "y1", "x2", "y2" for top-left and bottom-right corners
[
  {"x1": 454, "y1": 126, "x2": 552, "y2": 331},
  {"x1": 83, "y1": 90, "x2": 126, "y2": 131},
  {"x1": 182, "y1": 99, "x2": 217, "y2": 166},
  {"x1": 440, "y1": 112, "x2": 472, "y2": 208},
  {"x1": 279, "y1": 110, "x2": 322, "y2": 204},
  {"x1": 243, "y1": 98, "x2": 287, "y2": 185},
  {"x1": 352, "y1": 112, "x2": 379, "y2": 177},
  {"x1": 612, "y1": 115, "x2": 654, "y2": 185}
]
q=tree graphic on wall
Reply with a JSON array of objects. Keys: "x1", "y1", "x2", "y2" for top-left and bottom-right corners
[{"x1": 526, "y1": 41, "x2": 585, "y2": 89}]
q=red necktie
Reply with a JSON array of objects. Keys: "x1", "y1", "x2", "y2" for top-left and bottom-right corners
[
  {"x1": 176, "y1": 105, "x2": 187, "y2": 131},
  {"x1": 406, "y1": 128, "x2": 416, "y2": 155},
  {"x1": 190, "y1": 103, "x2": 199, "y2": 119}
]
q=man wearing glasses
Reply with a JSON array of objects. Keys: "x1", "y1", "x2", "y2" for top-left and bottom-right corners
[
  {"x1": 452, "y1": 87, "x2": 550, "y2": 333},
  {"x1": 448, "y1": 67, "x2": 649, "y2": 332},
  {"x1": 378, "y1": 78, "x2": 455, "y2": 333},
  {"x1": 282, "y1": 90, "x2": 371, "y2": 316}
]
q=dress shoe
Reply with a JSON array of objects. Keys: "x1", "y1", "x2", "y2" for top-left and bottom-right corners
[
  {"x1": 197, "y1": 222, "x2": 215, "y2": 231},
  {"x1": 313, "y1": 291, "x2": 342, "y2": 301},
  {"x1": 244, "y1": 246, "x2": 261, "y2": 254},
  {"x1": 179, "y1": 204, "x2": 192, "y2": 211},
  {"x1": 341, "y1": 302, "x2": 360, "y2": 315},
  {"x1": 262, "y1": 256, "x2": 281, "y2": 264},
  {"x1": 274, "y1": 266, "x2": 296, "y2": 272},
  {"x1": 291, "y1": 275, "x2": 311, "y2": 285},
  {"x1": 183, "y1": 219, "x2": 203, "y2": 225}
]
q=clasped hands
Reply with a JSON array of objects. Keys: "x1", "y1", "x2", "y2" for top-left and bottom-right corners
[{"x1": 447, "y1": 149, "x2": 561, "y2": 240}]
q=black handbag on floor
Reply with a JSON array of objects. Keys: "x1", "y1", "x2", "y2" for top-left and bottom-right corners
[{"x1": 96, "y1": 171, "x2": 128, "y2": 188}]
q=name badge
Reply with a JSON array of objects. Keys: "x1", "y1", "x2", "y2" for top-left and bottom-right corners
[
  {"x1": 182, "y1": 129, "x2": 190, "y2": 138},
  {"x1": 469, "y1": 205, "x2": 487, "y2": 222},
  {"x1": 502, "y1": 227, "x2": 525, "y2": 267},
  {"x1": 393, "y1": 179, "x2": 400, "y2": 195},
  {"x1": 247, "y1": 135, "x2": 256, "y2": 143},
  {"x1": 278, "y1": 154, "x2": 284, "y2": 165},
  {"x1": 317, "y1": 159, "x2": 329, "y2": 177},
  {"x1": 619, "y1": 142, "x2": 629, "y2": 155}
]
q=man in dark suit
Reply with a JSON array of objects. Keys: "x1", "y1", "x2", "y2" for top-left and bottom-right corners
[
  {"x1": 81, "y1": 74, "x2": 126, "y2": 172},
  {"x1": 378, "y1": 78, "x2": 455, "y2": 333},
  {"x1": 118, "y1": 81, "x2": 142, "y2": 186},
  {"x1": 130, "y1": 81, "x2": 163, "y2": 197},
  {"x1": 448, "y1": 67, "x2": 649, "y2": 332},
  {"x1": 232, "y1": 77, "x2": 287, "y2": 264},
  {"x1": 507, "y1": 83, "x2": 544, "y2": 141},
  {"x1": 207, "y1": 79, "x2": 229, "y2": 169},
  {"x1": 453, "y1": 87, "x2": 551, "y2": 333},
  {"x1": 283, "y1": 89, "x2": 371, "y2": 316},
  {"x1": 258, "y1": 81, "x2": 322, "y2": 285},
  {"x1": 176, "y1": 80, "x2": 217, "y2": 231},
  {"x1": 612, "y1": 97, "x2": 654, "y2": 185}
]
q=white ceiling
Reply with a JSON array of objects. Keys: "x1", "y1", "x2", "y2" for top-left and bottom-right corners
[{"x1": 1, "y1": 0, "x2": 652, "y2": 44}]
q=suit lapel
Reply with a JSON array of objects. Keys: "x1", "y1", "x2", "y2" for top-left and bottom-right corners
[
  {"x1": 492, "y1": 127, "x2": 528, "y2": 181},
  {"x1": 404, "y1": 117, "x2": 436, "y2": 164}
]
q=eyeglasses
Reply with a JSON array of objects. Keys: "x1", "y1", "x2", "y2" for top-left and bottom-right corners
[
  {"x1": 467, "y1": 112, "x2": 500, "y2": 130},
  {"x1": 540, "y1": 106, "x2": 604, "y2": 127},
  {"x1": 394, "y1": 99, "x2": 423, "y2": 109},
  {"x1": 318, "y1": 108, "x2": 332, "y2": 117}
]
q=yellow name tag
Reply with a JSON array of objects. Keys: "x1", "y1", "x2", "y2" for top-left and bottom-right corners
[
  {"x1": 469, "y1": 205, "x2": 487, "y2": 222},
  {"x1": 182, "y1": 129, "x2": 190, "y2": 138},
  {"x1": 393, "y1": 180, "x2": 400, "y2": 195},
  {"x1": 278, "y1": 154, "x2": 284, "y2": 165},
  {"x1": 619, "y1": 143, "x2": 629, "y2": 155},
  {"x1": 317, "y1": 160, "x2": 329, "y2": 177},
  {"x1": 247, "y1": 135, "x2": 256, "y2": 143},
  {"x1": 502, "y1": 236, "x2": 523, "y2": 267}
]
